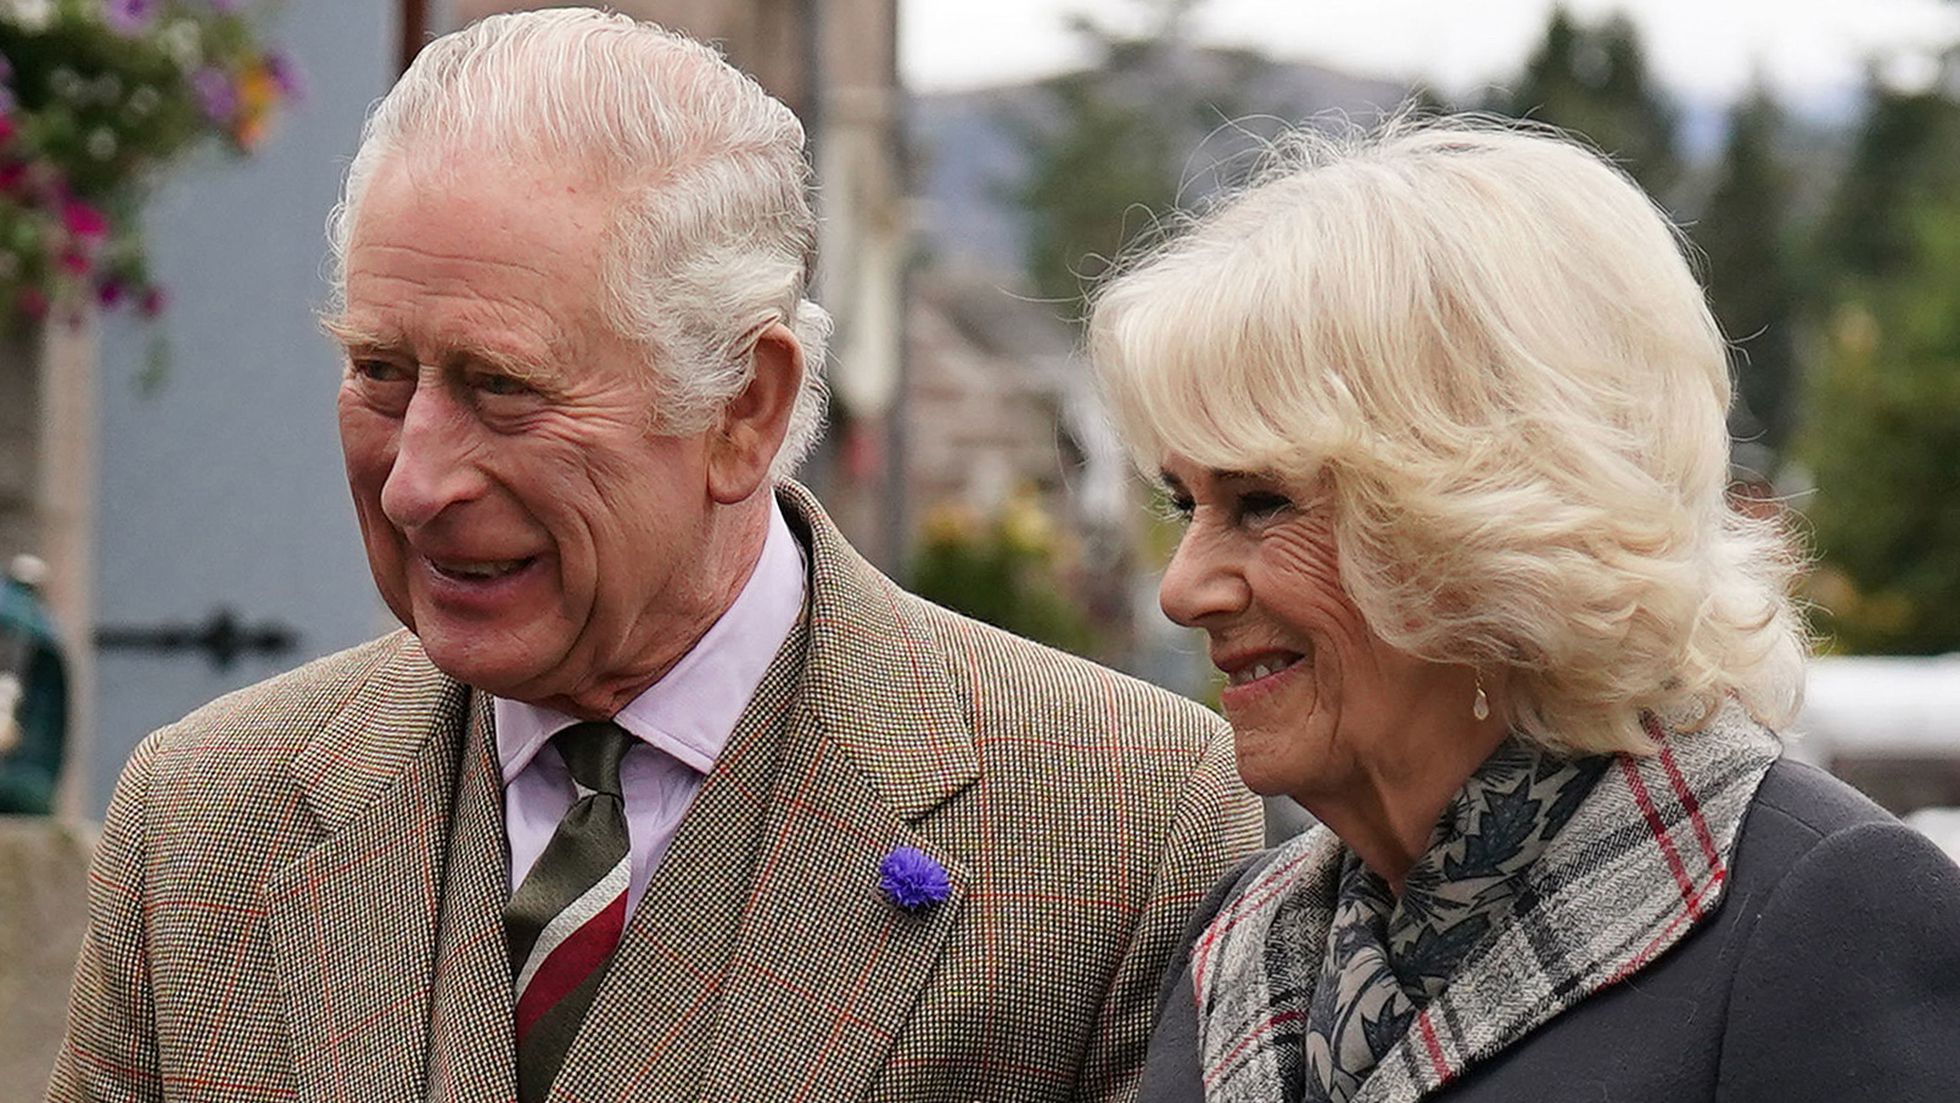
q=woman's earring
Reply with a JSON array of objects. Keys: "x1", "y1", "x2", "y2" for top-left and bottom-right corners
[{"x1": 1472, "y1": 673, "x2": 1491, "y2": 722}]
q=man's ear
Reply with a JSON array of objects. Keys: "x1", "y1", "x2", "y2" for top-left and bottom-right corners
[{"x1": 707, "y1": 321, "x2": 803, "y2": 505}]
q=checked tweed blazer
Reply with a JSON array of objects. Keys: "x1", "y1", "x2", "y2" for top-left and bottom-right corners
[{"x1": 50, "y1": 481, "x2": 1265, "y2": 1103}]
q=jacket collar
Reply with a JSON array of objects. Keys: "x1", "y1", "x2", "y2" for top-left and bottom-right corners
[
  {"x1": 280, "y1": 480, "x2": 979, "y2": 835},
  {"x1": 264, "y1": 631, "x2": 475, "y2": 1101},
  {"x1": 773, "y1": 478, "x2": 980, "y2": 820}
]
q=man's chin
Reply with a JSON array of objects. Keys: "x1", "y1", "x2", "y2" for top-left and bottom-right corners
[{"x1": 412, "y1": 632, "x2": 553, "y2": 699}]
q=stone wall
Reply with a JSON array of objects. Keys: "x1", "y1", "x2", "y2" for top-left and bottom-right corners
[{"x1": 0, "y1": 817, "x2": 93, "y2": 1096}]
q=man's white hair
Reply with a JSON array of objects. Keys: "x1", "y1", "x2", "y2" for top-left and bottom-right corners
[{"x1": 327, "y1": 9, "x2": 831, "y2": 477}]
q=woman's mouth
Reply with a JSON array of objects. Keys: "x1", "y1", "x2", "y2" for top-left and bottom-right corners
[{"x1": 1227, "y1": 654, "x2": 1305, "y2": 686}]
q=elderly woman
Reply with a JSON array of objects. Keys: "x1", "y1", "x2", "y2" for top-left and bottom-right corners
[{"x1": 1089, "y1": 119, "x2": 1960, "y2": 1103}]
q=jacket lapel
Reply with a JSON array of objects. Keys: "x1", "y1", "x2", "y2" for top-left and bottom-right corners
[
  {"x1": 425, "y1": 691, "x2": 521, "y2": 1103},
  {"x1": 1352, "y1": 704, "x2": 1782, "y2": 1103},
  {"x1": 261, "y1": 633, "x2": 470, "y2": 1103},
  {"x1": 699, "y1": 483, "x2": 982, "y2": 1102}
]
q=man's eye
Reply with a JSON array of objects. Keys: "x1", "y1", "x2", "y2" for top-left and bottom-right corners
[
  {"x1": 351, "y1": 359, "x2": 409, "y2": 383},
  {"x1": 473, "y1": 373, "x2": 532, "y2": 397}
]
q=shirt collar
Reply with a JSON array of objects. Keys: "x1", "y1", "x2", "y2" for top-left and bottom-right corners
[{"x1": 494, "y1": 495, "x2": 808, "y2": 783}]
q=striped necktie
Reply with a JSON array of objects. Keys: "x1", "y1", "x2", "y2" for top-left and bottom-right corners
[{"x1": 505, "y1": 720, "x2": 635, "y2": 1103}]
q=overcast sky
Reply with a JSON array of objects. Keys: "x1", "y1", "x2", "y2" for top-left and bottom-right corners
[{"x1": 900, "y1": 0, "x2": 1960, "y2": 111}]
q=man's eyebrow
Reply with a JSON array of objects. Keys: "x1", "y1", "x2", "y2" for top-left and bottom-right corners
[
  {"x1": 319, "y1": 314, "x2": 396, "y2": 350},
  {"x1": 318, "y1": 316, "x2": 557, "y2": 383}
]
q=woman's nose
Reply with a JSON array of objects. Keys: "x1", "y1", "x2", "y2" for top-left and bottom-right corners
[{"x1": 1159, "y1": 527, "x2": 1249, "y2": 628}]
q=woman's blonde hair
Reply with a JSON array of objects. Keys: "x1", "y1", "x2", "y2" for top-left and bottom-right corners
[{"x1": 1089, "y1": 115, "x2": 1806, "y2": 755}]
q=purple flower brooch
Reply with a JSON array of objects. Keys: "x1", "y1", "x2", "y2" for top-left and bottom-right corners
[{"x1": 878, "y1": 846, "x2": 950, "y2": 912}]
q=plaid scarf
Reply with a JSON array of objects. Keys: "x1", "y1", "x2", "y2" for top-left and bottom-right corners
[
  {"x1": 1193, "y1": 704, "x2": 1781, "y2": 1103},
  {"x1": 1301, "y1": 743, "x2": 1610, "y2": 1102}
]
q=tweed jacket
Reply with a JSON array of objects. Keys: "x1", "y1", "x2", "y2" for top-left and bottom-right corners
[
  {"x1": 1138, "y1": 706, "x2": 1960, "y2": 1102},
  {"x1": 50, "y1": 481, "x2": 1265, "y2": 1103}
]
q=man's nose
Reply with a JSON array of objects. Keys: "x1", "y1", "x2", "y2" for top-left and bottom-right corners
[
  {"x1": 1158, "y1": 529, "x2": 1248, "y2": 629},
  {"x1": 379, "y1": 387, "x2": 486, "y2": 530}
]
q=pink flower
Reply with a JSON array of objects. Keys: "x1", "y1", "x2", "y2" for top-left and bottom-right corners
[
  {"x1": 192, "y1": 68, "x2": 238, "y2": 123},
  {"x1": 96, "y1": 279, "x2": 126, "y2": 308},
  {"x1": 0, "y1": 162, "x2": 26, "y2": 193},
  {"x1": 263, "y1": 51, "x2": 305, "y2": 101},
  {"x1": 19, "y1": 287, "x2": 47, "y2": 319},
  {"x1": 59, "y1": 248, "x2": 91, "y2": 276},
  {"x1": 105, "y1": 0, "x2": 161, "y2": 36},
  {"x1": 0, "y1": 116, "x2": 15, "y2": 146},
  {"x1": 138, "y1": 286, "x2": 166, "y2": 317},
  {"x1": 63, "y1": 199, "x2": 109, "y2": 240}
]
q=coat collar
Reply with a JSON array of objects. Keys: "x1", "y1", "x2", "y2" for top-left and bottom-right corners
[
  {"x1": 525, "y1": 483, "x2": 984, "y2": 1102},
  {"x1": 277, "y1": 482, "x2": 979, "y2": 833},
  {"x1": 1195, "y1": 701, "x2": 1782, "y2": 1103},
  {"x1": 263, "y1": 631, "x2": 474, "y2": 1101},
  {"x1": 772, "y1": 478, "x2": 980, "y2": 820}
]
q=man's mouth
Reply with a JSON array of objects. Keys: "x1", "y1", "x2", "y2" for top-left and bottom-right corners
[{"x1": 428, "y1": 556, "x2": 536, "y2": 582}]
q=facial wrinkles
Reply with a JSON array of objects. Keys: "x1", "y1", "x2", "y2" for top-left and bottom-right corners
[
  {"x1": 384, "y1": 380, "x2": 496, "y2": 531},
  {"x1": 1255, "y1": 518, "x2": 1369, "y2": 655}
]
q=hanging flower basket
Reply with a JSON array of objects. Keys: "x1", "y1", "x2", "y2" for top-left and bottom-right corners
[{"x1": 0, "y1": 0, "x2": 298, "y2": 330}]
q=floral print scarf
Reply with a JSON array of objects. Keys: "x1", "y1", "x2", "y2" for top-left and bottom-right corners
[{"x1": 1301, "y1": 740, "x2": 1611, "y2": 1103}]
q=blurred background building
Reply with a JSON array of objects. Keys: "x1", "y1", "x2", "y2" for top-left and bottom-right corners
[{"x1": 7, "y1": 0, "x2": 1960, "y2": 1088}]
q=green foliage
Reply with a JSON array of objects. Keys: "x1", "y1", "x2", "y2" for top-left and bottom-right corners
[
  {"x1": 1801, "y1": 202, "x2": 1960, "y2": 655},
  {"x1": 1495, "y1": 9, "x2": 1679, "y2": 200},
  {"x1": 1012, "y1": 70, "x2": 1180, "y2": 315},
  {"x1": 1697, "y1": 87, "x2": 1801, "y2": 455},
  {"x1": 910, "y1": 498, "x2": 1097, "y2": 656},
  {"x1": 1816, "y1": 81, "x2": 1960, "y2": 284},
  {"x1": 1009, "y1": 0, "x2": 1265, "y2": 316}
]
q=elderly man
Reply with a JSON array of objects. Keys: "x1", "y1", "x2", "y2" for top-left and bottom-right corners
[{"x1": 49, "y1": 11, "x2": 1259, "y2": 1103}]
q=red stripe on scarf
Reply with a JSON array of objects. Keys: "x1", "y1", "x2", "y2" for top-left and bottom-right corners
[
  {"x1": 1619, "y1": 755, "x2": 1704, "y2": 921},
  {"x1": 1418, "y1": 1011, "x2": 1453, "y2": 1082},
  {"x1": 1202, "y1": 1010, "x2": 1307, "y2": 1089},
  {"x1": 1193, "y1": 849, "x2": 1321, "y2": 993}
]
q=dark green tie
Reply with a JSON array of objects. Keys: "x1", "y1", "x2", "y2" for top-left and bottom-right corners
[{"x1": 505, "y1": 720, "x2": 634, "y2": 1103}]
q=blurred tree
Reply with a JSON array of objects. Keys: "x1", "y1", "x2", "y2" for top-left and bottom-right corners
[
  {"x1": 911, "y1": 497, "x2": 1097, "y2": 655},
  {"x1": 1696, "y1": 86, "x2": 1801, "y2": 458},
  {"x1": 1498, "y1": 9, "x2": 1679, "y2": 201},
  {"x1": 1816, "y1": 78, "x2": 1960, "y2": 284},
  {"x1": 1801, "y1": 199, "x2": 1960, "y2": 654},
  {"x1": 1010, "y1": 0, "x2": 1265, "y2": 313},
  {"x1": 1013, "y1": 62, "x2": 1181, "y2": 312}
]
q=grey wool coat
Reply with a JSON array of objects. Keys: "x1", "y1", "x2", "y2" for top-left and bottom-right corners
[{"x1": 1140, "y1": 714, "x2": 1960, "y2": 1103}]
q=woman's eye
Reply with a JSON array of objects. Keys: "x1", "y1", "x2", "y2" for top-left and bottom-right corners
[
  {"x1": 1167, "y1": 495, "x2": 1195, "y2": 520},
  {"x1": 1237, "y1": 492, "x2": 1293, "y2": 521}
]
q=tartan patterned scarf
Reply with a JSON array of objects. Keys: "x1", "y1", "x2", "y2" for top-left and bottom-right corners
[
  {"x1": 1301, "y1": 742, "x2": 1611, "y2": 1103},
  {"x1": 1192, "y1": 704, "x2": 1782, "y2": 1103}
]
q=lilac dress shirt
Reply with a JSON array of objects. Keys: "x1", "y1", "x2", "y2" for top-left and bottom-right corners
[{"x1": 494, "y1": 499, "x2": 807, "y2": 916}]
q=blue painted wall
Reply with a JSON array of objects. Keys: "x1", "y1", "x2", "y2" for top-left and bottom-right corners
[{"x1": 89, "y1": 2, "x2": 397, "y2": 814}]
